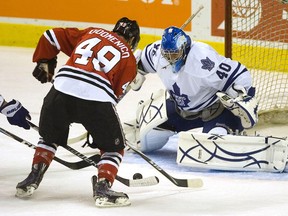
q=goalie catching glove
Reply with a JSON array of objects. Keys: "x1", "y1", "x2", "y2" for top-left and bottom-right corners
[
  {"x1": 32, "y1": 57, "x2": 57, "y2": 83},
  {"x1": 216, "y1": 84, "x2": 258, "y2": 129}
]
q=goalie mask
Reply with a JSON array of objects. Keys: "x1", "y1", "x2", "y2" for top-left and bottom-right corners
[
  {"x1": 161, "y1": 26, "x2": 191, "y2": 73},
  {"x1": 113, "y1": 17, "x2": 140, "y2": 51}
]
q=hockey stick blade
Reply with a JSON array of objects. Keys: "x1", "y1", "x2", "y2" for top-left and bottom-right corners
[
  {"x1": 0, "y1": 126, "x2": 97, "y2": 169},
  {"x1": 27, "y1": 121, "x2": 159, "y2": 187},
  {"x1": 68, "y1": 132, "x2": 88, "y2": 144},
  {"x1": 117, "y1": 175, "x2": 159, "y2": 187},
  {"x1": 126, "y1": 142, "x2": 203, "y2": 188}
]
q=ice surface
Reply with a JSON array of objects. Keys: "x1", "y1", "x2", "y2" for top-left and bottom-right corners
[{"x1": 1, "y1": 46, "x2": 288, "y2": 216}]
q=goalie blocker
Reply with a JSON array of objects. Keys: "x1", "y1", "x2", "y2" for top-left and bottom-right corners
[{"x1": 177, "y1": 132, "x2": 288, "y2": 173}]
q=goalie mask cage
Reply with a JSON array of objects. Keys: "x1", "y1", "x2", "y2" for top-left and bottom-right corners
[{"x1": 225, "y1": 0, "x2": 288, "y2": 124}]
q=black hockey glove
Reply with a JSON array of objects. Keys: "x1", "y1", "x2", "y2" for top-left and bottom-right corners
[{"x1": 32, "y1": 57, "x2": 57, "y2": 83}]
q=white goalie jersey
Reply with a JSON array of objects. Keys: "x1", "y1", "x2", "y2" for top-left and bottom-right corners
[{"x1": 140, "y1": 40, "x2": 253, "y2": 112}]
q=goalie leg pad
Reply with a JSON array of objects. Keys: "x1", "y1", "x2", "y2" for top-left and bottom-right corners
[
  {"x1": 122, "y1": 120, "x2": 140, "y2": 150},
  {"x1": 140, "y1": 128, "x2": 175, "y2": 153},
  {"x1": 177, "y1": 132, "x2": 288, "y2": 172},
  {"x1": 124, "y1": 89, "x2": 169, "y2": 152}
]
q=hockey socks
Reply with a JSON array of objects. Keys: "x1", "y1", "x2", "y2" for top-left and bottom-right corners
[{"x1": 97, "y1": 150, "x2": 124, "y2": 185}]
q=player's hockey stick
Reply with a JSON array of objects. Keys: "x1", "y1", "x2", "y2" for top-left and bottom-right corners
[
  {"x1": 0, "y1": 126, "x2": 97, "y2": 169},
  {"x1": 62, "y1": 143, "x2": 159, "y2": 187},
  {"x1": 126, "y1": 141, "x2": 203, "y2": 188},
  {"x1": 27, "y1": 121, "x2": 160, "y2": 187}
]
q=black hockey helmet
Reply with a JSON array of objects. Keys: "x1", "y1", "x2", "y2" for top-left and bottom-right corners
[{"x1": 113, "y1": 17, "x2": 140, "y2": 50}]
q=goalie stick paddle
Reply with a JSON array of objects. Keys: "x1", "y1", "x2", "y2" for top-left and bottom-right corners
[
  {"x1": 0, "y1": 127, "x2": 98, "y2": 170},
  {"x1": 180, "y1": 5, "x2": 204, "y2": 30},
  {"x1": 27, "y1": 121, "x2": 159, "y2": 187},
  {"x1": 126, "y1": 142, "x2": 203, "y2": 188},
  {"x1": 67, "y1": 132, "x2": 88, "y2": 145}
]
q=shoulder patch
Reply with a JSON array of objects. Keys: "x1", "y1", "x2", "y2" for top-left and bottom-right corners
[{"x1": 200, "y1": 57, "x2": 215, "y2": 71}]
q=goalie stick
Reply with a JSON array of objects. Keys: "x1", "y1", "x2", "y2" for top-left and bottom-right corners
[
  {"x1": 0, "y1": 126, "x2": 98, "y2": 169},
  {"x1": 180, "y1": 5, "x2": 204, "y2": 30},
  {"x1": 126, "y1": 141, "x2": 203, "y2": 188},
  {"x1": 67, "y1": 132, "x2": 88, "y2": 145},
  {"x1": 27, "y1": 121, "x2": 160, "y2": 187}
]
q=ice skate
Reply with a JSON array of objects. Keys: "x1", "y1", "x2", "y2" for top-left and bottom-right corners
[
  {"x1": 16, "y1": 163, "x2": 48, "y2": 198},
  {"x1": 91, "y1": 175, "x2": 131, "y2": 207}
]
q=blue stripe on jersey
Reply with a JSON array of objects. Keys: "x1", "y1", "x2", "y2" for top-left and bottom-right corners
[
  {"x1": 144, "y1": 43, "x2": 157, "y2": 72},
  {"x1": 222, "y1": 62, "x2": 248, "y2": 92},
  {"x1": 187, "y1": 94, "x2": 218, "y2": 112},
  {"x1": 188, "y1": 63, "x2": 248, "y2": 111}
]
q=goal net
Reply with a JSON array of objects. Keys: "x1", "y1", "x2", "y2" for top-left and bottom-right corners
[{"x1": 225, "y1": 0, "x2": 288, "y2": 124}]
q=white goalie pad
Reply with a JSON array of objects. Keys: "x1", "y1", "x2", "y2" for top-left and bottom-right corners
[
  {"x1": 177, "y1": 132, "x2": 288, "y2": 172},
  {"x1": 123, "y1": 89, "x2": 170, "y2": 152}
]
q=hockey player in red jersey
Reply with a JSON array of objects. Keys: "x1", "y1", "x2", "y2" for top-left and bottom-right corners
[{"x1": 16, "y1": 17, "x2": 140, "y2": 207}]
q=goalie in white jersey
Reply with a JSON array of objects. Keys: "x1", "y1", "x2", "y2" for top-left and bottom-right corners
[{"x1": 127, "y1": 26, "x2": 259, "y2": 153}]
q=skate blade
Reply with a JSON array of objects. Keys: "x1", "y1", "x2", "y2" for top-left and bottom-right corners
[
  {"x1": 95, "y1": 197, "x2": 131, "y2": 208},
  {"x1": 15, "y1": 186, "x2": 35, "y2": 198}
]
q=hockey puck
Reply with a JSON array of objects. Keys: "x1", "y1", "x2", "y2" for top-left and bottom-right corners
[{"x1": 133, "y1": 173, "x2": 143, "y2": 180}]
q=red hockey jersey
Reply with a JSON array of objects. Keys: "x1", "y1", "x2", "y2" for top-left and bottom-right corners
[{"x1": 33, "y1": 27, "x2": 137, "y2": 104}]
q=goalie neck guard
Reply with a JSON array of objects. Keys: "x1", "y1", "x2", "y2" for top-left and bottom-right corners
[{"x1": 113, "y1": 17, "x2": 140, "y2": 51}]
